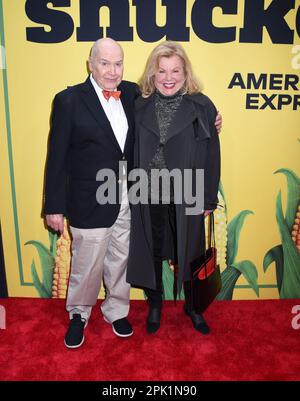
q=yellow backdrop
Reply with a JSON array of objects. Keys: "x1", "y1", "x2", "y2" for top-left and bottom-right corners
[{"x1": 0, "y1": 0, "x2": 299, "y2": 300}]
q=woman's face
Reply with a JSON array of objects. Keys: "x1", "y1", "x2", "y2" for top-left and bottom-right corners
[{"x1": 154, "y1": 55, "x2": 186, "y2": 96}]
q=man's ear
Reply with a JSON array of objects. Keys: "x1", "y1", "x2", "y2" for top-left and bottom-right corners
[{"x1": 88, "y1": 58, "x2": 93, "y2": 73}]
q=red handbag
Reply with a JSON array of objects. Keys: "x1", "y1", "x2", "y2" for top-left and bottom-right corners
[
  {"x1": 190, "y1": 213, "x2": 222, "y2": 313},
  {"x1": 197, "y1": 247, "x2": 217, "y2": 280}
]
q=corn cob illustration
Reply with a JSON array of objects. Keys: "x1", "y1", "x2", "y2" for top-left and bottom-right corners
[
  {"x1": 26, "y1": 220, "x2": 71, "y2": 298},
  {"x1": 291, "y1": 203, "x2": 300, "y2": 251},
  {"x1": 211, "y1": 190, "x2": 227, "y2": 270},
  {"x1": 264, "y1": 161, "x2": 300, "y2": 298},
  {"x1": 52, "y1": 221, "x2": 71, "y2": 298}
]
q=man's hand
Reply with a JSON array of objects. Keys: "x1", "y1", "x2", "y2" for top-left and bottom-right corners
[
  {"x1": 45, "y1": 214, "x2": 64, "y2": 234},
  {"x1": 215, "y1": 111, "x2": 222, "y2": 134}
]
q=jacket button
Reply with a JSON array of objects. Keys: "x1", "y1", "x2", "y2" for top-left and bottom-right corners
[{"x1": 122, "y1": 156, "x2": 126, "y2": 160}]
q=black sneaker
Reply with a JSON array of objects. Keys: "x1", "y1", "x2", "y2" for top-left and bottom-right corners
[
  {"x1": 64, "y1": 314, "x2": 87, "y2": 349},
  {"x1": 183, "y1": 304, "x2": 210, "y2": 334},
  {"x1": 104, "y1": 317, "x2": 133, "y2": 337}
]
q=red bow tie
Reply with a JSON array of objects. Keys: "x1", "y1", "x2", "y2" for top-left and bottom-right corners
[{"x1": 102, "y1": 90, "x2": 121, "y2": 101}]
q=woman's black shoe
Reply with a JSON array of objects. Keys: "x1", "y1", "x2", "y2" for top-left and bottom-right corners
[
  {"x1": 146, "y1": 305, "x2": 162, "y2": 334},
  {"x1": 183, "y1": 304, "x2": 210, "y2": 334}
]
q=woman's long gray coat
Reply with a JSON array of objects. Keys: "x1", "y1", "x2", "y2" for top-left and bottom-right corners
[{"x1": 126, "y1": 92, "x2": 221, "y2": 292}]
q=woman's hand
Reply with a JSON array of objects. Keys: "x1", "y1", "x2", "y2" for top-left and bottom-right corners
[
  {"x1": 204, "y1": 210, "x2": 213, "y2": 217},
  {"x1": 215, "y1": 111, "x2": 222, "y2": 133}
]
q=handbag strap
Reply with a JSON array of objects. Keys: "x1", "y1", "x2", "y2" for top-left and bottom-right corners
[
  {"x1": 207, "y1": 212, "x2": 215, "y2": 250},
  {"x1": 202, "y1": 212, "x2": 216, "y2": 276}
]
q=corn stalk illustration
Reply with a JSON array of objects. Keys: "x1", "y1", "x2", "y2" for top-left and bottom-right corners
[
  {"x1": 25, "y1": 221, "x2": 71, "y2": 298},
  {"x1": 263, "y1": 153, "x2": 300, "y2": 298},
  {"x1": 25, "y1": 231, "x2": 56, "y2": 298},
  {"x1": 163, "y1": 183, "x2": 259, "y2": 300},
  {"x1": 216, "y1": 183, "x2": 259, "y2": 300}
]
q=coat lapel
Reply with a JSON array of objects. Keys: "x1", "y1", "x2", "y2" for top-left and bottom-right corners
[
  {"x1": 138, "y1": 95, "x2": 210, "y2": 143},
  {"x1": 136, "y1": 93, "x2": 212, "y2": 145},
  {"x1": 139, "y1": 97, "x2": 160, "y2": 138},
  {"x1": 165, "y1": 95, "x2": 212, "y2": 143},
  {"x1": 118, "y1": 83, "x2": 133, "y2": 155},
  {"x1": 80, "y1": 78, "x2": 122, "y2": 152}
]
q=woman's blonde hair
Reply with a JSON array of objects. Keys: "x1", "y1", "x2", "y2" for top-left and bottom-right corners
[{"x1": 139, "y1": 41, "x2": 203, "y2": 98}]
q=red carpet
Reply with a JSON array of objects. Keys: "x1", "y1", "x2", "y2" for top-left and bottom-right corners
[{"x1": 0, "y1": 298, "x2": 299, "y2": 381}]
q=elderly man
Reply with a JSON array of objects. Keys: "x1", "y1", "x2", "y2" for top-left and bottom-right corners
[{"x1": 44, "y1": 38, "x2": 138, "y2": 348}]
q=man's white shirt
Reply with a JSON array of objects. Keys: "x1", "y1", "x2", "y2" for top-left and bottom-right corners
[
  {"x1": 90, "y1": 74, "x2": 128, "y2": 152},
  {"x1": 90, "y1": 75, "x2": 128, "y2": 205}
]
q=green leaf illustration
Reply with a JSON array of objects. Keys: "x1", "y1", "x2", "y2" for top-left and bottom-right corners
[
  {"x1": 276, "y1": 192, "x2": 300, "y2": 298},
  {"x1": 216, "y1": 266, "x2": 241, "y2": 300},
  {"x1": 227, "y1": 210, "x2": 253, "y2": 267},
  {"x1": 48, "y1": 231, "x2": 57, "y2": 257},
  {"x1": 30, "y1": 260, "x2": 51, "y2": 298},
  {"x1": 233, "y1": 260, "x2": 259, "y2": 297},
  {"x1": 263, "y1": 244, "x2": 283, "y2": 292},
  {"x1": 25, "y1": 240, "x2": 54, "y2": 296},
  {"x1": 274, "y1": 169, "x2": 300, "y2": 232}
]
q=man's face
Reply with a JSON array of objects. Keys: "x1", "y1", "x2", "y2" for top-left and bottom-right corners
[{"x1": 89, "y1": 43, "x2": 124, "y2": 91}]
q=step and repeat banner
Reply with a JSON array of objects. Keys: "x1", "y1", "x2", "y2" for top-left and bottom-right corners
[{"x1": 0, "y1": 0, "x2": 299, "y2": 300}]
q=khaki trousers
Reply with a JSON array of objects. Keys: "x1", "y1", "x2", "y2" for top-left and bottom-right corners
[{"x1": 66, "y1": 180, "x2": 131, "y2": 323}]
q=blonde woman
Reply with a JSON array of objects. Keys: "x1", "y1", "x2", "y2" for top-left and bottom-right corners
[{"x1": 127, "y1": 41, "x2": 221, "y2": 334}]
